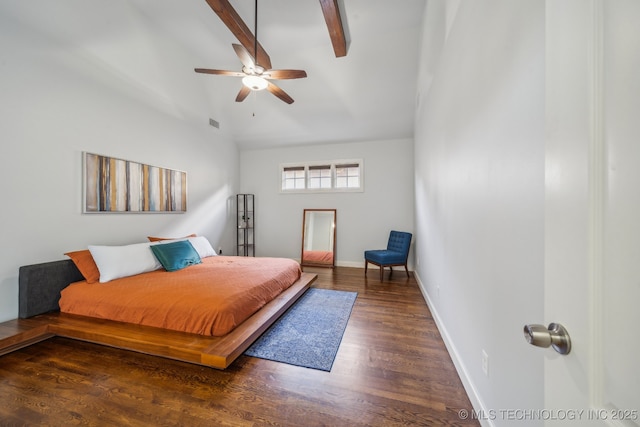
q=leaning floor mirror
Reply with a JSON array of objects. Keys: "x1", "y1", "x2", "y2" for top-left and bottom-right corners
[{"x1": 301, "y1": 209, "x2": 336, "y2": 268}]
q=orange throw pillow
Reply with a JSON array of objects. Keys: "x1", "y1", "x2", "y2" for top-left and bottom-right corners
[
  {"x1": 147, "y1": 234, "x2": 196, "y2": 242},
  {"x1": 65, "y1": 250, "x2": 100, "y2": 284}
]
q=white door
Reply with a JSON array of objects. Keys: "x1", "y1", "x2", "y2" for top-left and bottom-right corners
[{"x1": 544, "y1": 1, "x2": 639, "y2": 425}]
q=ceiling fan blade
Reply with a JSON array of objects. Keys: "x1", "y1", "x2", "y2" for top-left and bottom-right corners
[
  {"x1": 236, "y1": 85, "x2": 251, "y2": 102},
  {"x1": 266, "y1": 81, "x2": 295, "y2": 104},
  {"x1": 204, "y1": 0, "x2": 272, "y2": 69},
  {"x1": 263, "y1": 69, "x2": 308, "y2": 80},
  {"x1": 232, "y1": 44, "x2": 256, "y2": 70},
  {"x1": 194, "y1": 68, "x2": 244, "y2": 77}
]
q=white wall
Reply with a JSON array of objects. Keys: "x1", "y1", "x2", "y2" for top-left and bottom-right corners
[
  {"x1": 414, "y1": 1, "x2": 544, "y2": 425},
  {"x1": 240, "y1": 139, "x2": 415, "y2": 266},
  {"x1": 0, "y1": 4, "x2": 239, "y2": 322}
]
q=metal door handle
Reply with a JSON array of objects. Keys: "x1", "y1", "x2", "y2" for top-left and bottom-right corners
[{"x1": 523, "y1": 323, "x2": 571, "y2": 355}]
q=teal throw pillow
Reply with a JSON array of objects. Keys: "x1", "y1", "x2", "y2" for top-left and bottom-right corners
[{"x1": 151, "y1": 240, "x2": 202, "y2": 272}]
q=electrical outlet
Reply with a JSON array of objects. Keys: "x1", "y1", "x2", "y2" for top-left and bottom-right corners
[{"x1": 482, "y1": 350, "x2": 489, "y2": 377}]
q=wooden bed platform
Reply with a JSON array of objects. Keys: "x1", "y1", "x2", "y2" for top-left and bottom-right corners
[{"x1": 1, "y1": 258, "x2": 316, "y2": 369}]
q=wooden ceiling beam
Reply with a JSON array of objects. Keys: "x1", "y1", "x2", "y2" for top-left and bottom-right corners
[
  {"x1": 319, "y1": 0, "x2": 347, "y2": 57},
  {"x1": 204, "y1": 0, "x2": 272, "y2": 69}
]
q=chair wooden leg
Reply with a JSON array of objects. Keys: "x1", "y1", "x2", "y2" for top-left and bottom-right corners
[
  {"x1": 404, "y1": 264, "x2": 410, "y2": 277},
  {"x1": 364, "y1": 261, "x2": 368, "y2": 275},
  {"x1": 379, "y1": 266, "x2": 384, "y2": 281}
]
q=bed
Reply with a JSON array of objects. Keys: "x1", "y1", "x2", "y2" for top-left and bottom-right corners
[{"x1": 3, "y1": 238, "x2": 316, "y2": 369}]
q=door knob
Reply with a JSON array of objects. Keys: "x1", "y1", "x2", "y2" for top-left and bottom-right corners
[{"x1": 523, "y1": 323, "x2": 571, "y2": 355}]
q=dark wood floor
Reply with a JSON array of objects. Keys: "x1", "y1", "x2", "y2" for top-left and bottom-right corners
[{"x1": 0, "y1": 266, "x2": 478, "y2": 426}]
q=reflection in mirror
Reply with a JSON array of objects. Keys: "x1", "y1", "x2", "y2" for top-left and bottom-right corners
[{"x1": 301, "y1": 209, "x2": 336, "y2": 268}]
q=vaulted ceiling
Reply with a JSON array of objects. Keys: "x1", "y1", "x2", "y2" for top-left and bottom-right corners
[
  {"x1": 6, "y1": 0, "x2": 426, "y2": 149},
  {"x1": 179, "y1": 0, "x2": 427, "y2": 149}
]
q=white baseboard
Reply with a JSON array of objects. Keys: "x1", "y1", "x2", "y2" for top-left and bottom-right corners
[
  {"x1": 413, "y1": 271, "x2": 493, "y2": 427},
  {"x1": 335, "y1": 260, "x2": 366, "y2": 268}
]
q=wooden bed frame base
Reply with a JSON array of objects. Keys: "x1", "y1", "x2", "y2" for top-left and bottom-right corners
[{"x1": 1, "y1": 272, "x2": 316, "y2": 369}]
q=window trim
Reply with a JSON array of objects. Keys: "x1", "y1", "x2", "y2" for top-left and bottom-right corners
[{"x1": 279, "y1": 159, "x2": 364, "y2": 193}]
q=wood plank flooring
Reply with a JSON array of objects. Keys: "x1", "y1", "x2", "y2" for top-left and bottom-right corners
[{"x1": 0, "y1": 266, "x2": 478, "y2": 426}]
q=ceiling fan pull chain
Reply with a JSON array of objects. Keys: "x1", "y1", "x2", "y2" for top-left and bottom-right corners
[{"x1": 252, "y1": 90, "x2": 256, "y2": 117}]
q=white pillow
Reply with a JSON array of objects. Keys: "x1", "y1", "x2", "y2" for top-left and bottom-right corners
[
  {"x1": 153, "y1": 235, "x2": 217, "y2": 259},
  {"x1": 89, "y1": 242, "x2": 163, "y2": 283},
  {"x1": 187, "y1": 236, "x2": 217, "y2": 258}
]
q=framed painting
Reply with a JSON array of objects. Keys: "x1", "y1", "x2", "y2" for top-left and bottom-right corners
[{"x1": 83, "y1": 152, "x2": 187, "y2": 213}]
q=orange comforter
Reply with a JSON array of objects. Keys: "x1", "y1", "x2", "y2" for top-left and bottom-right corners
[{"x1": 59, "y1": 256, "x2": 301, "y2": 336}]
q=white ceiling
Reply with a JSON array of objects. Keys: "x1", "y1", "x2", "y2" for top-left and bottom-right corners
[{"x1": 6, "y1": 0, "x2": 426, "y2": 149}]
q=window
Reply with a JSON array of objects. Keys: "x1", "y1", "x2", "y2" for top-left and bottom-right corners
[
  {"x1": 282, "y1": 166, "x2": 305, "y2": 190},
  {"x1": 335, "y1": 163, "x2": 360, "y2": 189},
  {"x1": 280, "y1": 159, "x2": 363, "y2": 193},
  {"x1": 308, "y1": 165, "x2": 332, "y2": 189}
]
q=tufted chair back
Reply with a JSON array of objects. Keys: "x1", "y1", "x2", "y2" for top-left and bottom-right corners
[{"x1": 386, "y1": 231, "x2": 412, "y2": 260}]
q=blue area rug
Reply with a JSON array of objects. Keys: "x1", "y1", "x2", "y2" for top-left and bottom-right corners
[{"x1": 245, "y1": 288, "x2": 357, "y2": 371}]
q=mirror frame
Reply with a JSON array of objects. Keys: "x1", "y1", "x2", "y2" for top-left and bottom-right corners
[{"x1": 300, "y1": 208, "x2": 337, "y2": 268}]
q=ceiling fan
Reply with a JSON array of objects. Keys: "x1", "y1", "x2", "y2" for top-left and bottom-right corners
[{"x1": 195, "y1": 0, "x2": 307, "y2": 104}]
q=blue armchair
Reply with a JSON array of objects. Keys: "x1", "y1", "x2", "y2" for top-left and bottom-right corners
[{"x1": 364, "y1": 231, "x2": 412, "y2": 281}]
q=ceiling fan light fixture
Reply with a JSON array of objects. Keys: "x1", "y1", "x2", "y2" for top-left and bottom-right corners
[{"x1": 242, "y1": 75, "x2": 268, "y2": 91}]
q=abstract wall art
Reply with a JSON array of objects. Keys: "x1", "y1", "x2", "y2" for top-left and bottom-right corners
[{"x1": 83, "y1": 152, "x2": 187, "y2": 213}]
